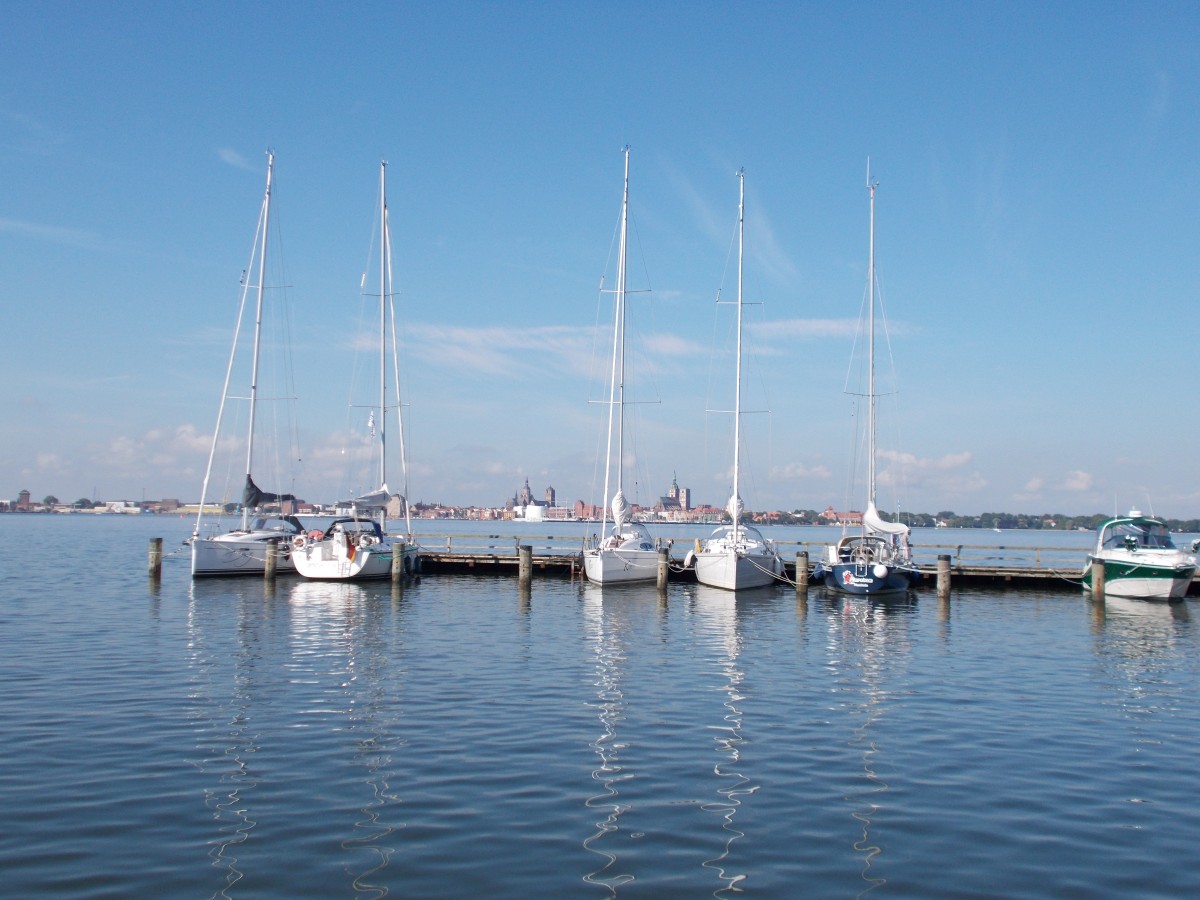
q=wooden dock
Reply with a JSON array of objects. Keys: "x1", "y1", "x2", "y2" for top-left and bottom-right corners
[{"x1": 412, "y1": 533, "x2": 1118, "y2": 592}]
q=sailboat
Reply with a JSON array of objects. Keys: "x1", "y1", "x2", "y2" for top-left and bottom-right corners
[
  {"x1": 292, "y1": 161, "x2": 418, "y2": 581},
  {"x1": 191, "y1": 151, "x2": 304, "y2": 577},
  {"x1": 691, "y1": 170, "x2": 784, "y2": 592},
  {"x1": 817, "y1": 170, "x2": 919, "y2": 595},
  {"x1": 583, "y1": 147, "x2": 660, "y2": 585}
]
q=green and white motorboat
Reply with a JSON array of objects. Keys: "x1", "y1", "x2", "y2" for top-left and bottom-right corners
[{"x1": 1083, "y1": 511, "x2": 1197, "y2": 601}]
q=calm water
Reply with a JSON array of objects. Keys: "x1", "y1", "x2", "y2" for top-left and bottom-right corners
[{"x1": 3, "y1": 515, "x2": 1199, "y2": 897}]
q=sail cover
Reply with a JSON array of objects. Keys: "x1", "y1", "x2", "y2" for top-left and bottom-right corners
[
  {"x1": 243, "y1": 475, "x2": 296, "y2": 508},
  {"x1": 726, "y1": 494, "x2": 744, "y2": 522},
  {"x1": 341, "y1": 484, "x2": 391, "y2": 510},
  {"x1": 611, "y1": 490, "x2": 631, "y2": 527},
  {"x1": 863, "y1": 502, "x2": 909, "y2": 536}
]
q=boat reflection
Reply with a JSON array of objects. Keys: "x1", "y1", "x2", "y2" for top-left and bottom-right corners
[
  {"x1": 186, "y1": 578, "x2": 407, "y2": 896},
  {"x1": 1091, "y1": 595, "x2": 1192, "y2": 721},
  {"x1": 688, "y1": 584, "x2": 764, "y2": 896},
  {"x1": 284, "y1": 578, "x2": 407, "y2": 896},
  {"x1": 185, "y1": 581, "x2": 272, "y2": 897},
  {"x1": 580, "y1": 582, "x2": 639, "y2": 891},
  {"x1": 815, "y1": 590, "x2": 918, "y2": 895}
]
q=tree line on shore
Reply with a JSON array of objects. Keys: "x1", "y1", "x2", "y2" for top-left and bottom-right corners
[{"x1": 770, "y1": 509, "x2": 1200, "y2": 532}]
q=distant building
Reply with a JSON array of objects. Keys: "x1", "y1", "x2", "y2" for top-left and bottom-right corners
[
  {"x1": 575, "y1": 500, "x2": 602, "y2": 520},
  {"x1": 518, "y1": 478, "x2": 534, "y2": 507},
  {"x1": 16, "y1": 489, "x2": 31, "y2": 512},
  {"x1": 820, "y1": 505, "x2": 861, "y2": 526},
  {"x1": 510, "y1": 477, "x2": 557, "y2": 520},
  {"x1": 656, "y1": 472, "x2": 690, "y2": 513}
]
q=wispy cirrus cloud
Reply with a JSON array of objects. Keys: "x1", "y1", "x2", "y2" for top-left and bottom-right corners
[
  {"x1": 217, "y1": 147, "x2": 256, "y2": 170},
  {"x1": 0, "y1": 217, "x2": 105, "y2": 249},
  {"x1": 749, "y1": 318, "x2": 859, "y2": 340},
  {"x1": 408, "y1": 322, "x2": 594, "y2": 379}
]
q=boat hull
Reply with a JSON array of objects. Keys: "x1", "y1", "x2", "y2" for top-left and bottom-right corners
[
  {"x1": 1083, "y1": 556, "x2": 1195, "y2": 601},
  {"x1": 191, "y1": 532, "x2": 297, "y2": 577},
  {"x1": 822, "y1": 561, "x2": 918, "y2": 596},
  {"x1": 694, "y1": 548, "x2": 782, "y2": 591},
  {"x1": 693, "y1": 524, "x2": 783, "y2": 591},
  {"x1": 293, "y1": 539, "x2": 417, "y2": 581},
  {"x1": 583, "y1": 548, "x2": 659, "y2": 584}
]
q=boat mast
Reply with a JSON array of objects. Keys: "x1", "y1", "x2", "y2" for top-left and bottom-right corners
[
  {"x1": 379, "y1": 160, "x2": 388, "y2": 527},
  {"x1": 599, "y1": 147, "x2": 630, "y2": 534},
  {"x1": 195, "y1": 152, "x2": 274, "y2": 538},
  {"x1": 866, "y1": 166, "x2": 878, "y2": 512},
  {"x1": 732, "y1": 168, "x2": 745, "y2": 535},
  {"x1": 242, "y1": 153, "x2": 273, "y2": 530},
  {"x1": 385, "y1": 184, "x2": 412, "y2": 538},
  {"x1": 615, "y1": 147, "x2": 630, "y2": 514}
]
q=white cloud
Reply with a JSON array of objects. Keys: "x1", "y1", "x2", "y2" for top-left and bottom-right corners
[
  {"x1": 1060, "y1": 470, "x2": 1094, "y2": 492},
  {"x1": 878, "y1": 449, "x2": 972, "y2": 471},
  {"x1": 772, "y1": 461, "x2": 832, "y2": 480}
]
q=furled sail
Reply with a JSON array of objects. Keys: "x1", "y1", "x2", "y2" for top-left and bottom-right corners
[{"x1": 726, "y1": 494, "x2": 744, "y2": 522}]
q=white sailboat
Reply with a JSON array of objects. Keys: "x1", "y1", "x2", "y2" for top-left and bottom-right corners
[
  {"x1": 817, "y1": 169, "x2": 919, "y2": 595},
  {"x1": 692, "y1": 170, "x2": 784, "y2": 591},
  {"x1": 191, "y1": 151, "x2": 304, "y2": 577},
  {"x1": 292, "y1": 161, "x2": 418, "y2": 581},
  {"x1": 583, "y1": 147, "x2": 660, "y2": 585}
]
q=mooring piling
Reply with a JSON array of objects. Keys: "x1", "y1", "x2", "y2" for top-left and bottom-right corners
[
  {"x1": 148, "y1": 538, "x2": 163, "y2": 579},
  {"x1": 518, "y1": 544, "x2": 533, "y2": 589},
  {"x1": 937, "y1": 554, "x2": 951, "y2": 599}
]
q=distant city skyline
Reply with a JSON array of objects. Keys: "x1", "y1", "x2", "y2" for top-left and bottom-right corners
[{"x1": 4, "y1": 5, "x2": 1199, "y2": 517}]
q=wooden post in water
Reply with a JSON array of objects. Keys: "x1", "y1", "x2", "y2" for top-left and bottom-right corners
[
  {"x1": 795, "y1": 551, "x2": 809, "y2": 594},
  {"x1": 148, "y1": 537, "x2": 163, "y2": 579},
  {"x1": 391, "y1": 545, "x2": 405, "y2": 590},
  {"x1": 518, "y1": 544, "x2": 533, "y2": 589},
  {"x1": 657, "y1": 547, "x2": 669, "y2": 592},
  {"x1": 1092, "y1": 557, "x2": 1105, "y2": 601},
  {"x1": 264, "y1": 541, "x2": 278, "y2": 580},
  {"x1": 937, "y1": 554, "x2": 952, "y2": 600}
]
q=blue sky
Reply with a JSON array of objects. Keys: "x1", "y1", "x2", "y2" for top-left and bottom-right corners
[{"x1": 3, "y1": 1, "x2": 1199, "y2": 517}]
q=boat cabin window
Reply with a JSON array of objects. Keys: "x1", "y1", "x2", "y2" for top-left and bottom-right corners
[{"x1": 1102, "y1": 522, "x2": 1177, "y2": 551}]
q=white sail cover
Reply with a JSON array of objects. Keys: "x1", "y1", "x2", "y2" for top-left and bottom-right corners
[
  {"x1": 726, "y1": 494, "x2": 744, "y2": 522},
  {"x1": 345, "y1": 483, "x2": 391, "y2": 509},
  {"x1": 611, "y1": 490, "x2": 631, "y2": 527},
  {"x1": 863, "y1": 502, "x2": 909, "y2": 536}
]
